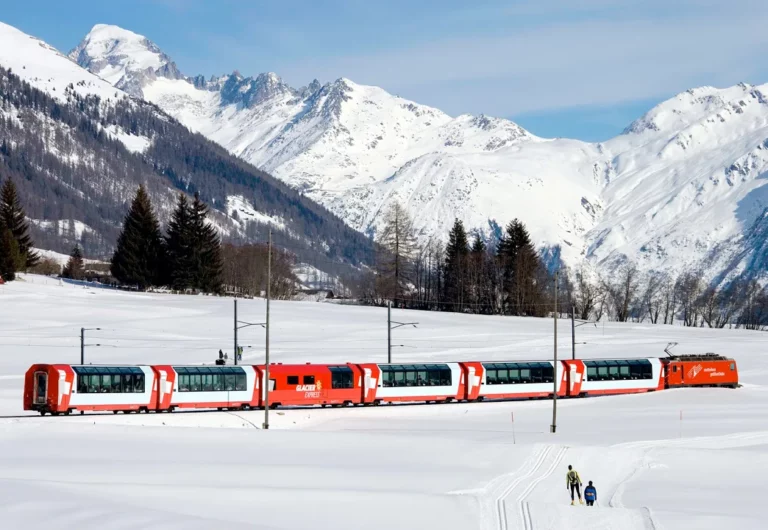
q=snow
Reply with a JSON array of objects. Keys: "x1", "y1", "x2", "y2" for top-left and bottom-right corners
[
  {"x1": 226, "y1": 195, "x2": 286, "y2": 231},
  {"x1": 104, "y1": 124, "x2": 151, "y2": 153},
  {"x1": 70, "y1": 24, "x2": 166, "y2": 87},
  {"x1": 30, "y1": 219, "x2": 94, "y2": 239},
  {"x1": 30, "y1": 247, "x2": 104, "y2": 267},
  {"x1": 0, "y1": 22, "x2": 125, "y2": 102},
  {"x1": 0, "y1": 276, "x2": 765, "y2": 529}
]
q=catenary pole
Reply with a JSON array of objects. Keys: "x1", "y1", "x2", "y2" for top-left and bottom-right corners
[
  {"x1": 551, "y1": 270, "x2": 558, "y2": 434},
  {"x1": 387, "y1": 301, "x2": 392, "y2": 363},
  {"x1": 571, "y1": 305, "x2": 576, "y2": 360},
  {"x1": 234, "y1": 299, "x2": 238, "y2": 365},
  {"x1": 264, "y1": 228, "x2": 272, "y2": 430},
  {"x1": 80, "y1": 327, "x2": 84, "y2": 365}
]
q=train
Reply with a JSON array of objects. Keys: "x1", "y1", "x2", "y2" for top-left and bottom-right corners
[{"x1": 23, "y1": 354, "x2": 739, "y2": 416}]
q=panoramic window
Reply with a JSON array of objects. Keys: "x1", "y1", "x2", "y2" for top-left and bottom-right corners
[
  {"x1": 379, "y1": 364, "x2": 453, "y2": 387},
  {"x1": 482, "y1": 363, "x2": 554, "y2": 385},
  {"x1": 174, "y1": 367, "x2": 247, "y2": 392},
  {"x1": 73, "y1": 366, "x2": 146, "y2": 394}
]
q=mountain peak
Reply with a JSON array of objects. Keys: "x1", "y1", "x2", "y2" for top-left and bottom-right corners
[{"x1": 69, "y1": 24, "x2": 182, "y2": 97}]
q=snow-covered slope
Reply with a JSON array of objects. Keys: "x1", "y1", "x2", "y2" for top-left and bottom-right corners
[{"x1": 70, "y1": 24, "x2": 768, "y2": 282}]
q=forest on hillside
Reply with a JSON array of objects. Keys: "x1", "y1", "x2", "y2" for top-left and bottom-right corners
[{"x1": 0, "y1": 65, "x2": 374, "y2": 279}]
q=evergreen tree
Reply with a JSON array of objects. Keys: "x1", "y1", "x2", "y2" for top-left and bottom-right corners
[
  {"x1": 62, "y1": 245, "x2": 85, "y2": 280},
  {"x1": 189, "y1": 192, "x2": 223, "y2": 293},
  {"x1": 0, "y1": 227, "x2": 21, "y2": 281},
  {"x1": 165, "y1": 193, "x2": 194, "y2": 291},
  {"x1": 110, "y1": 185, "x2": 165, "y2": 289},
  {"x1": 443, "y1": 219, "x2": 470, "y2": 309},
  {"x1": 0, "y1": 177, "x2": 39, "y2": 269},
  {"x1": 497, "y1": 219, "x2": 541, "y2": 315}
]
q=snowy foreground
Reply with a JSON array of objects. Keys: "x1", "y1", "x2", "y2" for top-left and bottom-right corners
[{"x1": 0, "y1": 276, "x2": 765, "y2": 529}]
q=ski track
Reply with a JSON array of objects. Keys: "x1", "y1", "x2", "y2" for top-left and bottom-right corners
[
  {"x1": 447, "y1": 444, "x2": 567, "y2": 530},
  {"x1": 516, "y1": 446, "x2": 567, "y2": 530}
]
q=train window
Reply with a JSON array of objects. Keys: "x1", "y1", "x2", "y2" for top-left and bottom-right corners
[
  {"x1": 378, "y1": 364, "x2": 452, "y2": 387},
  {"x1": 72, "y1": 367, "x2": 146, "y2": 394},
  {"x1": 584, "y1": 360, "x2": 653, "y2": 381},
  {"x1": 287, "y1": 376, "x2": 299, "y2": 385},
  {"x1": 303, "y1": 375, "x2": 315, "y2": 385},
  {"x1": 482, "y1": 363, "x2": 553, "y2": 385},
  {"x1": 330, "y1": 367, "x2": 354, "y2": 389},
  {"x1": 730, "y1": 363, "x2": 735, "y2": 371},
  {"x1": 174, "y1": 367, "x2": 247, "y2": 392},
  {"x1": 77, "y1": 376, "x2": 88, "y2": 393}
]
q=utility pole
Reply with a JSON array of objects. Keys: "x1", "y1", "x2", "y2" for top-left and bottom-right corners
[
  {"x1": 264, "y1": 228, "x2": 272, "y2": 430},
  {"x1": 80, "y1": 327, "x2": 101, "y2": 364},
  {"x1": 551, "y1": 271, "x2": 557, "y2": 434}
]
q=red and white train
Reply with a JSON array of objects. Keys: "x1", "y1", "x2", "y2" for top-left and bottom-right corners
[{"x1": 23, "y1": 354, "x2": 739, "y2": 416}]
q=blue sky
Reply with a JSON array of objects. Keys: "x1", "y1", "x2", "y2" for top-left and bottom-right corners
[{"x1": 4, "y1": 0, "x2": 768, "y2": 141}]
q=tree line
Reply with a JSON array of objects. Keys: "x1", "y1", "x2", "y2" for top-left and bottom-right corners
[
  {"x1": 108, "y1": 185, "x2": 223, "y2": 293},
  {"x1": 361, "y1": 202, "x2": 549, "y2": 316},
  {"x1": 358, "y1": 201, "x2": 768, "y2": 330}
]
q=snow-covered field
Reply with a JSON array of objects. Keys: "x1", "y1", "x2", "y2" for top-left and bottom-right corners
[{"x1": 0, "y1": 275, "x2": 765, "y2": 529}]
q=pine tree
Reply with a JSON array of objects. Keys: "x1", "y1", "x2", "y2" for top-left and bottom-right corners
[
  {"x1": 62, "y1": 245, "x2": 85, "y2": 280},
  {"x1": 111, "y1": 185, "x2": 165, "y2": 289},
  {"x1": 443, "y1": 219, "x2": 470, "y2": 309},
  {"x1": 165, "y1": 193, "x2": 194, "y2": 291},
  {"x1": 0, "y1": 227, "x2": 21, "y2": 282},
  {"x1": 0, "y1": 177, "x2": 39, "y2": 269},
  {"x1": 497, "y1": 219, "x2": 541, "y2": 315},
  {"x1": 189, "y1": 192, "x2": 223, "y2": 293}
]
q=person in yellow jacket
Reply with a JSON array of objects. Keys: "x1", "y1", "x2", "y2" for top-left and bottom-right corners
[{"x1": 566, "y1": 465, "x2": 583, "y2": 505}]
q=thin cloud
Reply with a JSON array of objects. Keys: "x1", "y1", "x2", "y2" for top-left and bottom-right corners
[{"x1": 274, "y1": 5, "x2": 768, "y2": 116}]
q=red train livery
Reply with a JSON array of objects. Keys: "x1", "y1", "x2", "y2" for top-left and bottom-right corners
[{"x1": 23, "y1": 354, "x2": 739, "y2": 416}]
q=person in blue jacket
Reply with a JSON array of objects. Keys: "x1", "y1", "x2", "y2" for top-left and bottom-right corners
[{"x1": 584, "y1": 481, "x2": 597, "y2": 506}]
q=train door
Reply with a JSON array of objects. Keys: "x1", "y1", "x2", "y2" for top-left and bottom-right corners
[
  {"x1": 666, "y1": 362, "x2": 683, "y2": 387},
  {"x1": 33, "y1": 371, "x2": 48, "y2": 406}
]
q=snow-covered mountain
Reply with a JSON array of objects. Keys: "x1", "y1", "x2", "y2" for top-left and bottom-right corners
[
  {"x1": 0, "y1": 21, "x2": 375, "y2": 276},
  {"x1": 67, "y1": 24, "x2": 768, "y2": 282}
]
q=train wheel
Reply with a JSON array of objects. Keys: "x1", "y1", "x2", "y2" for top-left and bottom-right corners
[
  {"x1": 39, "y1": 411, "x2": 46, "y2": 416},
  {"x1": 113, "y1": 411, "x2": 119, "y2": 414}
]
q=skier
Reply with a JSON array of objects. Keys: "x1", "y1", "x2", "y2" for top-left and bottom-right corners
[
  {"x1": 566, "y1": 465, "x2": 583, "y2": 505},
  {"x1": 584, "y1": 481, "x2": 597, "y2": 506}
]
